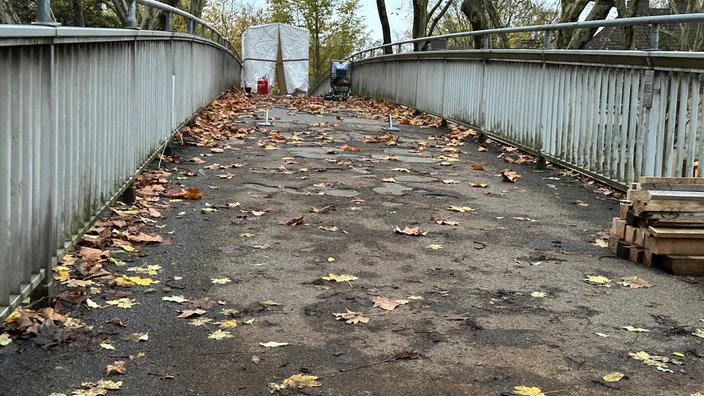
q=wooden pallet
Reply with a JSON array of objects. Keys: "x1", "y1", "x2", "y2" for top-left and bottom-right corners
[{"x1": 609, "y1": 177, "x2": 704, "y2": 275}]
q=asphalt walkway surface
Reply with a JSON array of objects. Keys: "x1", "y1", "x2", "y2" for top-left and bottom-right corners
[{"x1": 1, "y1": 90, "x2": 704, "y2": 395}]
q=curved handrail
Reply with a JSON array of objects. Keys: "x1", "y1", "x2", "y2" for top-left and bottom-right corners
[{"x1": 349, "y1": 12, "x2": 704, "y2": 60}]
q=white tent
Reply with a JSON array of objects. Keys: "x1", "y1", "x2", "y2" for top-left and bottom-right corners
[{"x1": 242, "y1": 23, "x2": 309, "y2": 95}]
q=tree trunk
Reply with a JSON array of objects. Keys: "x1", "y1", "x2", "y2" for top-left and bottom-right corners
[
  {"x1": 0, "y1": 0, "x2": 20, "y2": 24},
  {"x1": 412, "y1": 0, "x2": 429, "y2": 50},
  {"x1": 376, "y1": 0, "x2": 393, "y2": 54},
  {"x1": 461, "y1": 0, "x2": 508, "y2": 48},
  {"x1": 71, "y1": 0, "x2": 85, "y2": 26},
  {"x1": 557, "y1": 0, "x2": 591, "y2": 48},
  {"x1": 566, "y1": 0, "x2": 615, "y2": 49}
]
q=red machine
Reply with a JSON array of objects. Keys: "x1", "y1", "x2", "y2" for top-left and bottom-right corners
[{"x1": 257, "y1": 76, "x2": 269, "y2": 95}]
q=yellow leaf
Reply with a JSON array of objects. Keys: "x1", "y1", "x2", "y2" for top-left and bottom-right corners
[
  {"x1": 127, "y1": 265, "x2": 161, "y2": 276},
  {"x1": 530, "y1": 291, "x2": 546, "y2": 298},
  {"x1": 408, "y1": 295, "x2": 424, "y2": 300},
  {"x1": 319, "y1": 226, "x2": 338, "y2": 232},
  {"x1": 97, "y1": 380, "x2": 122, "y2": 390},
  {"x1": 693, "y1": 328, "x2": 704, "y2": 338},
  {"x1": 100, "y1": 342, "x2": 116, "y2": 350},
  {"x1": 673, "y1": 352, "x2": 685, "y2": 357},
  {"x1": 259, "y1": 341, "x2": 290, "y2": 348},
  {"x1": 322, "y1": 273, "x2": 358, "y2": 282},
  {"x1": 602, "y1": 372, "x2": 624, "y2": 382},
  {"x1": 120, "y1": 245, "x2": 136, "y2": 252},
  {"x1": 116, "y1": 275, "x2": 159, "y2": 286},
  {"x1": 584, "y1": 275, "x2": 613, "y2": 287},
  {"x1": 513, "y1": 385, "x2": 545, "y2": 396},
  {"x1": 428, "y1": 244, "x2": 443, "y2": 250},
  {"x1": 211, "y1": 277, "x2": 232, "y2": 284},
  {"x1": 327, "y1": 257, "x2": 335, "y2": 262},
  {"x1": 106, "y1": 298, "x2": 138, "y2": 309},
  {"x1": 190, "y1": 318, "x2": 213, "y2": 326},
  {"x1": 282, "y1": 374, "x2": 321, "y2": 388},
  {"x1": 208, "y1": 330, "x2": 232, "y2": 340},
  {"x1": 86, "y1": 298, "x2": 100, "y2": 309},
  {"x1": 240, "y1": 233, "x2": 255, "y2": 238},
  {"x1": 260, "y1": 300, "x2": 281, "y2": 306},
  {"x1": 218, "y1": 319, "x2": 238, "y2": 328},
  {"x1": 53, "y1": 265, "x2": 70, "y2": 282},
  {"x1": 0, "y1": 333, "x2": 12, "y2": 346},
  {"x1": 162, "y1": 295, "x2": 188, "y2": 303}
]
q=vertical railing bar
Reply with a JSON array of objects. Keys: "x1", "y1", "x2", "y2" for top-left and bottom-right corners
[
  {"x1": 663, "y1": 72, "x2": 678, "y2": 177},
  {"x1": 675, "y1": 74, "x2": 690, "y2": 177}
]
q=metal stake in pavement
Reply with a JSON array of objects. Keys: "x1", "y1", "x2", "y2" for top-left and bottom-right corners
[
  {"x1": 382, "y1": 115, "x2": 399, "y2": 132},
  {"x1": 258, "y1": 108, "x2": 274, "y2": 126}
]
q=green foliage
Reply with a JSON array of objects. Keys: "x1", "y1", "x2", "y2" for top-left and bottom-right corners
[
  {"x1": 10, "y1": 0, "x2": 121, "y2": 27},
  {"x1": 202, "y1": 0, "x2": 270, "y2": 53},
  {"x1": 268, "y1": 0, "x2": 368, "y2": 81}
]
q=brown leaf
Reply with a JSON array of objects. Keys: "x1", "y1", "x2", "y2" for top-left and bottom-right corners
[
  {"x1": 471, "y1": 163, "x2": 484, "y2": 171},
  {"x1": 126, "y1": 232, "x2": 163, "y2": 244},
  {"x1": 281, "y1": 216, "x2": 305, "y2": 227},
  {"x1": 430, "y1": 216, "x2": 458, "y2": 226},
  {"x1": 469, "y1": 182, "x2": 489, "y2": 188},
  {"x1": 183, "y1": 188, "x2": 204, "y2": 200},
  {"x1": 191, "y1": 157, "x2": 206, "y2": 164},
  {"x1": 394, "y1": 226, "x2": 427, "y2": 236},
  {"x1": 333, "y1": 310, "x2": 370, "y2": 324},
  {"x1": 371, "y1": 296, "x2": 409, "y2": 311},
  {"x1": 106, "y1": 361, "x2": 126, "y2": 375},
  {"x1": 340, "y1": 144, "x2": 361, "y2": 152},
  {"x1": 79, "y1": 247, "x2": 110, "y2": 263},
  {"x1": 178, "y1": 309, "x2": 206, "y2": 318},
  {"x1": 501, "y1": 169, "x2": 521, "y2": 182}
]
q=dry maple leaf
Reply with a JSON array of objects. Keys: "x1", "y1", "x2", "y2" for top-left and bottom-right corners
[
  {"x1": 469, "y1": 182, "x2": 489, "y2": 188},
  {"x1": 280, "y1": 216, "x2": 305, "y2": 227},
  {"x1": 430, "y1": 216, "x2": 458, "y2": 226},
  {"x1": 183, "y1": 188, "x2": 204, "y2": 200},
  {"x1": 471, "y1": 163, "x2": 485, "y2": 171},
  {"x1": 178, "y1": 309, "x2": 206, "y2": 318},
  {"x1": 333, "y1": 310, "x2": 370, "y2": 324},
  {"x1": 501, "y1": 169, "x2": 521, "y2": 182},
  {"x1": 394, "y1": 226, "x2": 427, "y2": 236},
  {"x1": 126, "y1": 232, "x2": 163, "y2": 244},
  {"x1": 371, "y1": 296, "x2": 409, "y2": 311},
  {"x1": 619, "y1": 276, "x2": 652, "y2": 288},
  {"x1": 106, "y1": 360, "x2": 126, "y2": 375},
  {"x1": 447, "y1": 206, "x2": 475, "y2": 213},
  {"x1": 322, "y1": 273, "x2": 358, "y2": 282}
]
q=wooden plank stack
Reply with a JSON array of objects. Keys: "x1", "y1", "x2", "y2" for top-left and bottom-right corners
[{"x1": 609, "y1": 177, "x2": 704, "y2": 276}]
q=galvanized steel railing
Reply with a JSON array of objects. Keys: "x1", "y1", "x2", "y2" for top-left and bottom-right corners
[
  {"x1": 0, "y1": 22, "x2": 239, "y2": 321},
  {"x1": 351, "y1": 15, "x2": 704, "y2": 189}
]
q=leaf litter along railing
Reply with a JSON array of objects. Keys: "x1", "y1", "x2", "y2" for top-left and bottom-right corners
[
  {"x1": 0, "y1": 3, "x2": 239, "y2": 323},
  {"x1": 348, "y1": 15, "x2": 704, "y2": 189},
  {"x1": 349, "y1": 13, "x2": 704, "y2": 59}
]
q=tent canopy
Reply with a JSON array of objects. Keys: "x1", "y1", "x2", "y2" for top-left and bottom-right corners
[{"x1": 242, "y1": 23, "x2": 309, "y2": 95}]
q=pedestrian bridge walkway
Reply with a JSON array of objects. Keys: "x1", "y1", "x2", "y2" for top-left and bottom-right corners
[{"x1": 3, "y1": 7, "x2": 704, "y2": 325}]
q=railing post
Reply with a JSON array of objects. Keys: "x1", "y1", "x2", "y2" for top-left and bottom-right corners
[
  {"x1": 649, "y1": 24, "x2": 659, "y2": 50},
  {"x1": 543, "y1": 30, "x2": 551, "y2": 49},
  {"x1": 188, "y1": 19, "x2": 194, "y2": 35},
  {"x1": 34, "y1": 0, "x2": 59, "y2": 25},
  {"x1": 126, "y1": 0, "x2": 137, "y2": 29},
  {"x1": 483, "y1": 34, "x2": 491, "y2": 49},
  {"x1": 165, "y1": 10, "x2": 173, "y2": 31}
]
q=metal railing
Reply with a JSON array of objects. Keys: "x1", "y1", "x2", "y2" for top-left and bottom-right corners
[
  {"x1": 1, "y1": 6, "x2": 240, "y2": 321},
  {"x1": 350, "y1": 15, "x2": 704, "y2": 189},
  {"x1": 351, "y1": 13, "x2": 704, "y2": 58}
]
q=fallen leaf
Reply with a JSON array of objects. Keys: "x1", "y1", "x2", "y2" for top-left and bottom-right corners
[
  {"x1": 340, "y1": 144, "x2": 361, "y2": 152},
  {"x1": 576, "y1": 200, "x2": 589, "y2": 207},
  {"x1": 619, "y1": 276, "x2": 652, "y2": 288},
  {"x1": 189, "y1": 317, "x2": 213, "y2": 326},
  {"x1": 629, "y1": 351, "x2": 671, "y2": 368},
  {"x1": 447, "y1": 206, "x2": 475, "y2": 213},
  {"x1": 208, "y1": 330, "x2": 233, "y2": 340},
  {"x1": 471, "y1": 163, "x2": 484, "y2": 171},
  {"x1": 319, "y1": 226, "x2": 338, "y2": 232},
  {"x1": 240, "y1": 233, "x2": 255, "y2": 238},
  {"x1": 501, "y1": 169, "x2": 521, "y2": 182},
  {"x1": 106, "y1": 361, "x2": 126, "y2": 375},
  {"x1": 371, "y1": 296, "x2": 409, "y2": 311},
  {"x1": 105, "y1": 298, "x2": 138, "y2": 309},
  {"x1": 114, "y1": 275, "x2": 159, "y2": 286},
  {"x1": 530, "y1": 291, "x2": 546, "y2": 298},
  {"x1": 442, "y1": 179, "x2": 458, "y2": 184},
  {"x1": 430, "y1": 216, "x2": 458, "y2": 226},
  {"x1": 259, "y1": 341, "x2": 290, "y2": 348},
  {"x1": 469, "y1": 182, "x2": 490, "y2": 188},
  {"x1": 333, "y1": 310, "x2": 370, "y2": 324},
  {"x1": 260, "y1": 300, "x2": 281, "y2": 306},
  {"x1": 408, "y1": 295, "x2": 424, "y2": 300},
  {"x1": 602, "y1": 372, "x2": 624, "y2": 382},
  {"x1": 281, "y1": 216, "x2": 305, "y2": 227},
  {"x1": 394, "y1": 226, "x2": 427, "y2": 236},
  {"x1": 391, "y1": 168, "x2": 410, "y2": 172},
  {"x1": 0, "y1": 333, "x2": 12, "y2": 346},
  {"x1": 183, "y1": 188, "x2": 204, "y2": 200},
  {"x1": 584, "y1": 275, "x2": 613, "y2": 287},
  {"x1": 178, "y1": 309, "x2": 206, "y2": 318},
  {"x1": 269, "y1": 374, "x2": 321, "y2": 392},
  {"x1": 322, "y1": 273, "x2": 358, "y2": 283},
  {"x1": 127, "y1": 265, "x2": 161, "y2": 276},
  {"x1": 595, "y1": 332, "x2": 610, "y2": 337},
  {"x1": 382, "y1": 177, "x2": 397, "y2": 183},
  {"x1": 162, "y1": 295, "x2": 188, "y2": 303},
  {"x1": 513, "y1": 385, "x2": 545, "y2": 396},
  {"x1": 217, "y1": 319, "x2": 238, "y2": 328},
  {"x1": 693, "y1": 328, "x2": 704, "y2": 338},
  {"x1": 428, "y1": 244, "x2": 443, "y2": 250},
  {"x1": 100, "y1": 342, "x2": 116, "y2": 350},
  {"x1": 593, "y1": 239, "x2": 609, "y2": 248},
  {"x1": 211, "y1": 278, "x2": 232, "y2": 284}
]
